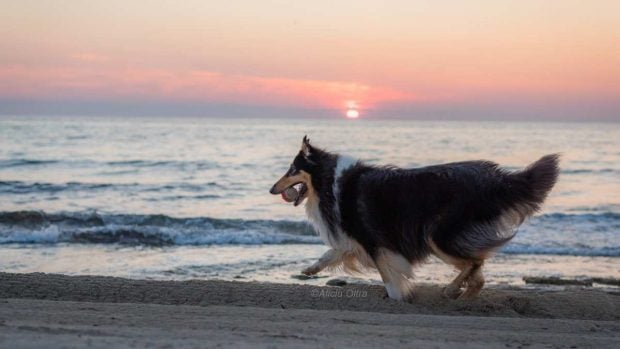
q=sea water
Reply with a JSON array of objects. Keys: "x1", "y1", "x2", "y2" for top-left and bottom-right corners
[{"x1": 0, "y1": 116, "x2": 618, "y2": 286}]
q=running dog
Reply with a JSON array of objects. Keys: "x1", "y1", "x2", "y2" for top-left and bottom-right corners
[{"x1": 270, "y1": 136, "x2": 559, "y2": 301}]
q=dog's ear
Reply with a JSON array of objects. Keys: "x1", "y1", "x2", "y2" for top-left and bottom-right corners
[{"x1": 301, "y1": 135, "x2": 312, "y2": 157}]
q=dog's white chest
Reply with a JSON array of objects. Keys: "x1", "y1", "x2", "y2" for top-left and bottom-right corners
[
  {"x1": 305, "y1": 198, "x2": 334, "y2": 247},
  {"x1": 305, "y1": 155, "x2": 359, "y2": 249}
]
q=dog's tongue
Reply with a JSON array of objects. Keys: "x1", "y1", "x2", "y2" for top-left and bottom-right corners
[{"x1": 281, "y1": 187, "x2": 298, "y2": 203}]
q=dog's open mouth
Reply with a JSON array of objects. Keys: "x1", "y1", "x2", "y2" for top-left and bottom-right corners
[{"x1": 281, "y1": 182, "x2": 308, "y2": 206}]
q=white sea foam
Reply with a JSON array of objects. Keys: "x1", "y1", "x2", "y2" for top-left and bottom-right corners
[{"x1": 0, "y1": 211, "x2": 617, "y2": 256}]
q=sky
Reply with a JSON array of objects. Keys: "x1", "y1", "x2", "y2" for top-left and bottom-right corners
[{"x1": 1, "y1": 0, "x2": 619, "y2": 121}]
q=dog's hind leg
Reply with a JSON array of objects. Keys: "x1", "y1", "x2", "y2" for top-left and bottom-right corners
[
  {"x1": 375, "y1": 248, "x2": 415, "y2": 302},
  {"x1": 301, "y1": 248, "x2": 342, "y2": 275},
  {"x1": 442, "y1": 263, "x2": 473, "y2": 299},
  {"x1": 459, "y1": 261, "x2": 485, "y2": 299},
  {"x1": 442, "y1": 260, "x2": 485, "y2": 299},
  {"x1": 429, "y1": 240, "x2": 484, "y2": 299}
]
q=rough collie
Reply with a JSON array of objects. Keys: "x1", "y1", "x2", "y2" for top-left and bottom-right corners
[{"x1": 270, "y1": 136, "x2": 559, "y2": 301}]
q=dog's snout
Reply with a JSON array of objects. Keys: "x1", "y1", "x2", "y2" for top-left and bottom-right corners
[{"x1": 269, "y1": 184, "x2": 278, "y2": 194}]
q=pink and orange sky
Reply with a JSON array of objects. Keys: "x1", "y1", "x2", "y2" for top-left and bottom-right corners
[{"x1": 1, "y1": 0, "x2": 619, "y2": 120}]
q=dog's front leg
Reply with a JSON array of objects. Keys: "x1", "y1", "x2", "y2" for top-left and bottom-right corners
[
  {"x1": 302, "y1": 248, "x2": 342, "y2": 275},
  {"x1": 375, "y1": 249, "x2": 415, "y2": 302}
]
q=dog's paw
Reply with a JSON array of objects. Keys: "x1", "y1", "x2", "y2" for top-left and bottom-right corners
[
  {"x1": 301, "y1": 265, "x2": 320, "y2": 276},
  {"x1": 442, "y1": 285, "x2": 463, "y2": 299},
  {"x1": 403, "y1": 292, "x2": 417, "y2": 304},
  {"x1": 457, "y1": 287, "x2": 482, "y2": 300}
]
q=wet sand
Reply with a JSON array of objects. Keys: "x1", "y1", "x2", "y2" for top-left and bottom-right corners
[{"x1": 0, "y1": 272, "x2": 618, "y2": 348}]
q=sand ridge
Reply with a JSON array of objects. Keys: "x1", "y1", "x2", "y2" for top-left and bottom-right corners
[
  {"x1": 0, "y1": 273, "x2": 618, "y2": 348},
  {"x1": 0, "y1": 272, "x2": 618, "y2": 320}
]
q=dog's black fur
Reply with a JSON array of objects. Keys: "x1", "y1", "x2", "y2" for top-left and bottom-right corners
[{"x1": 338, "y1": 156, "x2": 559, "y2": 262}]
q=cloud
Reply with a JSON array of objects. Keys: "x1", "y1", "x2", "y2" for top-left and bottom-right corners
[
  {"x1": 70, "y1": 53, "x2": 110, "y2": 63},
  {"x1": 1, "y1": 62, "x2": 616, "y2": 120},
  {"x1": 0, "y1": 64, "x2": 414, "y2": 111}
]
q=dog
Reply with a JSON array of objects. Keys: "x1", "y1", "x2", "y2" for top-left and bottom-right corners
[{"x1": 270, "y1": 136, "x2": 559, "y2": 301}]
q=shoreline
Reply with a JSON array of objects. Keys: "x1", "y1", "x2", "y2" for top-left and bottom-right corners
[
  {"x1": 0, "y1": 272, "x2": 618, "y2": 348},
  {"x1": 1, "y1": 243, "x2": 618, "y2": 288}
]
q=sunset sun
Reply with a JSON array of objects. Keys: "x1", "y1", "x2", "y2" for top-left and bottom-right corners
[{"x1": 346, "y1": 109, "x2": 359, "y2": 119}]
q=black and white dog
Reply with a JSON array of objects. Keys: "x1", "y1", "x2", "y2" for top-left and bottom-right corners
[{"x1": 270, "y1": 136, "x2": 559, "y2": 301}]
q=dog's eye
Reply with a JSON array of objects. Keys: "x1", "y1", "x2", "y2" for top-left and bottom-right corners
[{"x1": 287, "y1": 165, "x2": 297, "y2": 175}]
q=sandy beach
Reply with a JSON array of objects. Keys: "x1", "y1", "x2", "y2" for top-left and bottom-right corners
[{"x1": 0, "y1": 272, "x2": 618, "y2": 348}]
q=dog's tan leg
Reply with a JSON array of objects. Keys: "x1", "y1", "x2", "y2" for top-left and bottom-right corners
[
  {"x1": 443, "y1": 263, "x2": 473, "y2": 299},
  {"x1": 428, "y1": 240, "x2": 475, "y2": 299},
  {"x1": 301, "y1": 248, "x2": 342, "y2": 275},
  {"x1": 375, "y1": 249, "x2": 415, "y2": 302},
  {"x1": 428, "y1": 240, "x2": 486, "y2": 300},
  {"x1": 459, "y1": 262, "x2": 485, "y2": 299}
]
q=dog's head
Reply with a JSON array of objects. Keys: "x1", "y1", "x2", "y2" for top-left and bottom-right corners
[{"x1": 269, "y1": 136, "x2": 319, "y2": 206}]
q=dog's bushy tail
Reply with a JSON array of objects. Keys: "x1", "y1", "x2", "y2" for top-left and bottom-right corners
[
  {"x1": 509, "y1": 154, "x2": 560, "y2": 214},
  {"x1": 434, "y1": 154, "x2": 560, "y2": 259},
  {"x1": 450, "y1": 155, "x2": 560, "y2": 259}
]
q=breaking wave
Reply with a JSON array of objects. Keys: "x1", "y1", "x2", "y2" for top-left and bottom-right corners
[
  {"x1": 0, "y1": 211, "x2": 617, "y2": 256},
  {"x1": 0, "y1": 211, "x2": 319, "y2": 246}
]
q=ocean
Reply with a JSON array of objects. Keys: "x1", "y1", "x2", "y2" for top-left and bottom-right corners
[{"x1": 0, "y1": 116, "x2": 618, "y2": 287}]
